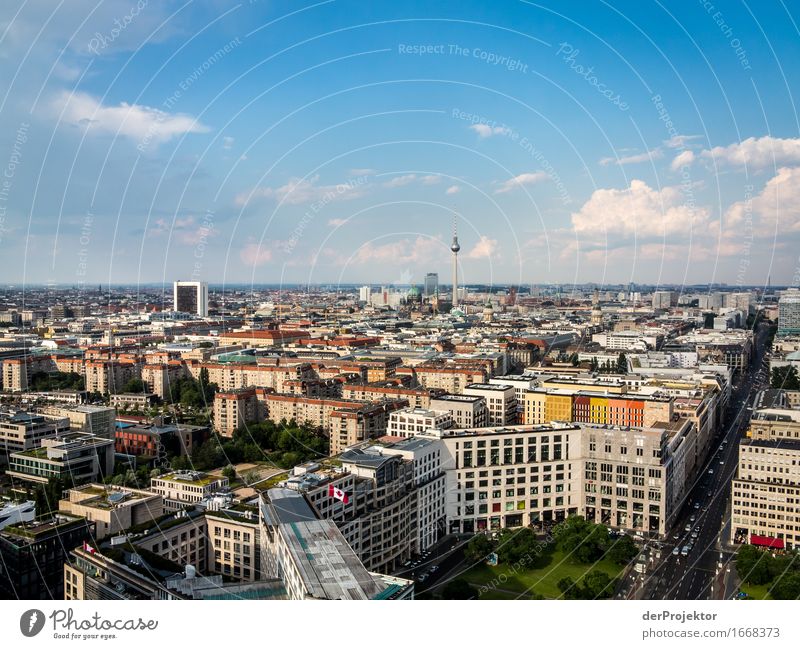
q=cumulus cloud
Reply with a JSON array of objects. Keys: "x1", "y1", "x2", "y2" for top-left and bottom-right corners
[
  {"x1": 670, "y1": 150, "x2": 695, "y2": 171},
  {"x1": 494, "y1": 172, "x2": 548, "y2": 194},
  {"x1": 664, "y1": 134, "x2": 701, "y2": 149},
  {"x1": 571, "y1": 179, "x2": 709, "y2": 238},
  {"x1": 237, "y1": 174, "x2": 368, "y2": 206},
  {"x1": 446, "y1": 185, "x2": 461, "y2": 195},
  {"x1": 701, "y1": 136, "x2": 800, "y2": 169},
  {"x1": 724, "y1": 167, "x2": 800, "y2": 235},
  {"x1": 350, "y1": 236, "x2": 443, "y2": 266},
  {"x1": 471, "y1": 124, "x2": 511, "y2": 138},
  {"x1": 52, "y1": 90, "x2": 208, "y2": 143},
  {"x1": 240, "y1": 242, "x2": 273, "y2": 267},
  {"x1": 464, "y1": 235, "x2": 499, "y2": 259},
  {"x1": 599, "y1": 148, "x2": 663, "y2": 167}
]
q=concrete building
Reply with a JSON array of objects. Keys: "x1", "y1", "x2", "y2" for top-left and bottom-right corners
[
  {"x1": 464, "y1": 383, "x2": 517, "y2": 426},
  {"x1": 0, "y1": 410, "x2": 71, "y2": 460},
  {"x1": 731, "y1": 407, "x2": 800, "y2": 549},
  {"x1": 206, "y1": 505, "x2": 261, "y2": 582},
  {"x1": 150, "y1": 471, "x2": 230, "y2": 512},
  {"x1": 0, "y1": 514, "x2": 94, "y2": 599},
  {"x1": 174, "y1": 280, "x2": 209, "y2": 317},
  {"x1": 40, "y1": 404, "x2": 117, "y2": 440},
  {"x1": 778, "y1": 289, "x2": 800, "y2": 337},
  {"x1": 387, "y1": 407, "x2": 453, "y2": 438},
  {"x1": 260, "y1": 488, "x2": 413, "y2": 600},
  {"x1": 424, "y1": 272, "x2": 439, "y2": 297},
  {"x1": 7, "y1": 431, "x2": 114, "y2": 486},
  {"x1": 429, "y1": 394, "x2": 489, "y2": 429},
  {"x1": 213, "y1": 387, "x2": 261, "y2": 436},
  {"x1": 59, "y1": 484, "x2": 163, "y2": 539}
]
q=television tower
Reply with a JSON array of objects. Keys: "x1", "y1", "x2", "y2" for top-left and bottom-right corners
[{"x1": 451, "y1": 218, "x2": 461, "y2": 308}]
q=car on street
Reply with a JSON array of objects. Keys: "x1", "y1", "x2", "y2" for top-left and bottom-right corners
[
  {"x1": 708, "y1": 468, "x2": 714, "y2": 474},
  {"x1": 681, "y1": 546, "x2": 690, "y2": 556},
  {"x1": 672, "y1": 547, "x2": 680, "y2": 556}
]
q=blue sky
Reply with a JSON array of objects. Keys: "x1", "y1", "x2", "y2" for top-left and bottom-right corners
[{"x1": 1, "y1": 0, "x2": 799, "y2": 288}]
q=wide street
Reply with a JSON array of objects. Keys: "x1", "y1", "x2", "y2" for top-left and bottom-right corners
[{"x1": 641, "y1": 323, "x2": 772, "y2": 599}]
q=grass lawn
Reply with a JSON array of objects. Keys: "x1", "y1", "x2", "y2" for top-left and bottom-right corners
[
  {"x1": 460, "y1": 548, "x2": 625, "y2": 600},
  {"x1": 738, "y1": 582, "x2": 773, "y2": 600}
]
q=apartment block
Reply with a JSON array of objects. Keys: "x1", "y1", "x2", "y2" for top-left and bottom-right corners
[
  {"x1": 429, "y1": 394, "x2": 489, "y2": 429},
  {"x1": 464, "y1": 383, "x2": 517, "y2": 426},
  {"x1": 387, "y1": 407, "x2": 453, "y2": 438}
]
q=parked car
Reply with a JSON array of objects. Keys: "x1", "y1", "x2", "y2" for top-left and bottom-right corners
[
  {"x1": 681, "y1": 546, "x2": 690, "y2": 556},
  {"x1": 672, "y1": 547, "x2": 680, "y2": 556}
]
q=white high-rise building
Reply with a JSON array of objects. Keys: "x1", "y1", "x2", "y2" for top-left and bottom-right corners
[
  {"x1": 173, "y1": 281, "x2": 208, "y2": 317},
  {"x1": 358, "y1": 285, "x2": 372, "y2": 303}
]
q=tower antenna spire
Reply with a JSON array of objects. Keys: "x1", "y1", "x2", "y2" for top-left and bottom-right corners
[{"x1": 450, "y1": 217, "x2": 461, "y2": 308}]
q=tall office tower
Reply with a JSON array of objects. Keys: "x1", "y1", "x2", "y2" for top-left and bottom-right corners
[
  {"x1": 173, "y1": 281, "x2": 208, "y2": 316},
  {"x1": 778, "y1": 288, "x2": 800, "y2": 336},
  {"x1": 451, "y1": 221, "x2": 460, "y2": 307},
  {"x1": 359, "y1": 285, "x2": 372, "y2": 303},
  {"x1": 424, "y1": 273, "x2": 439, "y2": 297}
]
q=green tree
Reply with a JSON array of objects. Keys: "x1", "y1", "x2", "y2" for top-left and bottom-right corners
[
  {"x1": 581, "y1": 570, "x2": 616, "y2": 599},
  {"x1": 736, "y1": 545, "x2": 773, "y2": 585},
  {"x1": 771, "y1": 366, "x2": 800, "y2": 390},
  {"x1": 465, "y1": 534, "x2": 495, "y2": 563},
  {"x1": 222, "y1": 464, "x2": 237, "y2": 482},
  {"x1": 607, "y1": 535, "x2": 638, "y2": 565},
  {"x1": 771, "y1": 573, "x2": 800, "y2": 600},
  {"x1": 616, "y1": 353, "x2": 628, "y2": 374},
  {"x1": 123, "y1": 378, "x2": 147, "y2": 393},
  {"x1": 441, "y1": 579, "x2": 478, "y2": 600}
]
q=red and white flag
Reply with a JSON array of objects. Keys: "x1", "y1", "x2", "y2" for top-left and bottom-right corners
[
  {"x1": 328, "y1": 484, "x2": 349, "y2": 504},
  {"x1": 82, "y1": 542, "x2": 96, "y2": 554}
]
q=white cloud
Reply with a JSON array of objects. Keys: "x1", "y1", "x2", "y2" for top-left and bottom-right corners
[
  {"x1": 349, "y1": 168, "x2": 376, "y2": 176},
  {"x1": 237, "y1": 174, "x2": 367, "y2": 206},
  {"x1": 701, "y1": 136, "x2": 800, "y2": 169},
  {"x1": 670, "y1": 150, "x2": 695, "y2": 171},
  {"x1": 599, "y1": 148, "x2": 663, "y2": 167},
  {"x1": 351, "y1": 236, "x2": 443, "y2": 265},
  {"x1": 52, "y1": 90, "x2": 208, "y2": 144},
  {"x1": 494, "y1": 172, "x2": 548, "y2": 194},
  {"x1": 420, "y1": 175, "x2": 441, "y2": 185},
  {"x1": 464, "y1": 235, "x2": 499, "y2": 259},
  {"x1": 222, "y1": 136, "x2": 234, "y2": 150},
  {"x1": 571, "y1": 179, "x2": 709, "y2": 238},
  {"x1": 146, "y1": 216, "x2": 217, "y2": 245},
  {"x1": 446, "y1": 185, "x2": 461, "y2": 195},
  {"x1": 328, "y1": 218, "x2": 347, "y2": 227},
  {"x1": 724, "y1": 166, "x2": 800, "y2": 235},
  {"x1": 240, "y1": 242, "x2": 273, "y2": 267},
  {"x1": 383, "y1": 174, "x2": 419, "y2": 188},
  {"x1": 470, "y1": 124, "x2": 511, "y2": 138},
  {"x1": 664, "y1": 134, "x2": 701, "y2": 149}
]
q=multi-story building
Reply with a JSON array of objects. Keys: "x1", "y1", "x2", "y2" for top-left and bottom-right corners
[
  {"x1": 731, "y1": 407, "x2": 800, "y2": 549},
  {"x1": 424, "y1": 272, "x2": 439, "y2": 297},
  {"x1": 0, "y1": 514, "x2": 93, "y2": 599},
  {"x1": 341, "y1": 382, "x2": 442, "y2": 408},
  {"x1": 0, "y1": 410, "x2": 70, "y2": 459},
  {"x1": 329, "y1": 403, "x2": 406, "y2": 455},
  {"x1": 378, "y1": 436, "x2": 446, "y2": 551},
  {"x1": 429, "y1": 394, "x2": 489, "y2": 429},
  {"x1": 778, "y1": 289, "x2": 800, "y2": 337},
  {"x1": 260, "y1": 488, "x2": 413, "y2": 600},
  {"x1": 84, "y1": 360, "x2": 141, "y2": 395},
  {"x1": 7, "y1": 431, "x2": 114, "y2": 486},
  {"x1": 174, "y1": 280, "x2": 208, "y2": 317},
  {"x1": 40, "y1": 404, "x2": 117, "y2": 440},
  {"x1": 413, "y1": 365, "x2": 488, "y2": 394},
  {"x1": 387, "y1": 407, "x2": 453, "y2": 438},
  {"x1": 206, "y1": 505, "x2": 261, "y2": 581},
  {"x1": 59, "y1": 484, "x2": 163, "y2": 539},
  {"x1": 464, "y1": 383, "x2": 517, "y2": 426},
  {"x1": 213, "y1": 387, "x2": 261, "y2": 436},
  {"x1": 150, "y1": 471, "x2": 229, "y2": 512},
  {"x1": 132, "y1": 510, "x2": 209, "y2": 572},
  {"x1": 435, "y1": 419, "x2": 692, "y2": 536}
]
